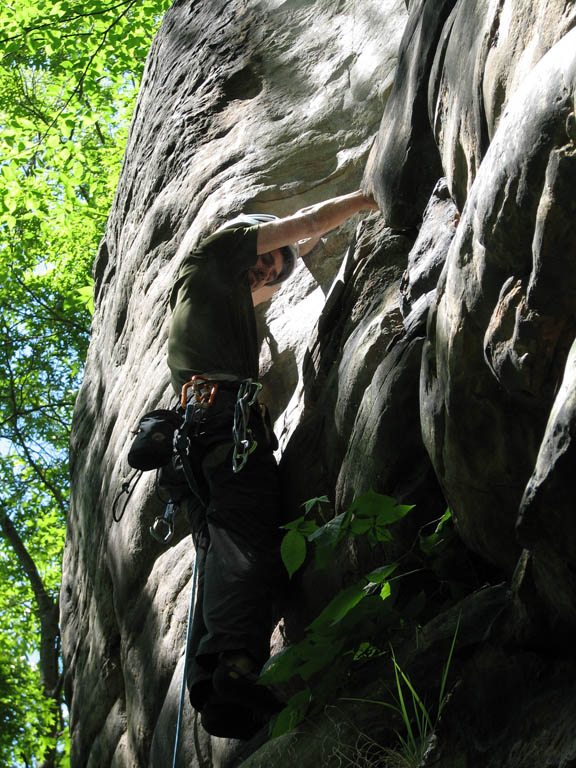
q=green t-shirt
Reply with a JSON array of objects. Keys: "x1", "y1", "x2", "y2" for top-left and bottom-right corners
[{"x1": 167, "y1": 225, "x2": 260, "y2": 394}]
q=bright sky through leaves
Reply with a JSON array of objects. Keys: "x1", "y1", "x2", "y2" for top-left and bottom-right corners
[{"x1": 0, "y1": 0, "x2": 170, "y2": 763}]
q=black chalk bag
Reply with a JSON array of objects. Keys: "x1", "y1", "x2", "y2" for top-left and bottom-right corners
[{"x1": 127, "y1": 409, "x2": 183, "y2": 471}]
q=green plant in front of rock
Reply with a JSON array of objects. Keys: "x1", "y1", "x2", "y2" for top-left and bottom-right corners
[
  {"x1": 280, "y1": 491, "x2": 414, "y2": 578},
  {"x1": 344, "y1": 616, "x2": 460, "y2": 768},
  {"x1": 262, "y1": 491, "x2": 455, "y2": 739}
]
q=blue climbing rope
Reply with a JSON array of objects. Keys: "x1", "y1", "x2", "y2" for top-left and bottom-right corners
[{"x1": 171, "y1": 554, "x2": 198, "y2": 768}]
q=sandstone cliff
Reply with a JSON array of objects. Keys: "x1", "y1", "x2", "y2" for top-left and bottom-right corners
[{"x1": 61, "y1": 1, "x2": 576, "y2": 766}]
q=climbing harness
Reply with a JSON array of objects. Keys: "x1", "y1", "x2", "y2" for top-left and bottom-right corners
[
  {"x1": 116, "y1": 374, "x2": 264, "y2": 526},
  {"x1": 171, "y1": 552, "x2": 199, "y2": 768},
  {"x1": 181, "y1": 374, "x2": 264, "y2": 474},
  {"x1": 232, "y1": 378, "x2": 262, "y2": 473}
]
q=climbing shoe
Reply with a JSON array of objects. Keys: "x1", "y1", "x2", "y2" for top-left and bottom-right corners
[
  {"x1": 200, "y1": 692, "x2": 264, "y2": 740},
  {"x1": 212, "y1": 660, "x2": 283, "y2": 715}
]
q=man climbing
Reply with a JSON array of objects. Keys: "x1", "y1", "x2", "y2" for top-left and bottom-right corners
[{"x1": 167, "y1": 189, "x2": 378, "y2": 740}]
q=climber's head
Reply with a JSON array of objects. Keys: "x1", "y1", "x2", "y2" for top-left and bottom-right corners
[
  {"x1": 262, "y1": 243, "x2": 297, "y2": 286},
  {"x1": 247, "y1": 249, "x2": 285, "y2": 292},
  {"x1": 215, "y1": 213, "x2": 298, "y2": 287}
]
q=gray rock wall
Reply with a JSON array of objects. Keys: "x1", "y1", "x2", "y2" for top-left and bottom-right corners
[
  {"x1": 422, "y1": 25, "x2": 576, "y2": 572},
  {"x1": 61, "y1": 0, "x2": 576, "y2": 766},
  {"x1": 61, "y1": 1, "x2": 409, "y2": 765}
]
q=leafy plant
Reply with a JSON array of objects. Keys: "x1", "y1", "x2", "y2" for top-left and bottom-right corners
[
  {"x1": 263, "y1": 493, "x2": 420, "y2": 737},
  {"x1": 262, "y1": 494, "x2": 459, "y2": 740},
  {"x1": 281, "y1": 491, "x2": 414, "y2": 577},
  {"x1": 344, "y1": 616, "x2": 460, "y2": 768}
]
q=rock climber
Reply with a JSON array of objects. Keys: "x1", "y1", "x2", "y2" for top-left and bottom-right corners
[{"x1": 166, "y1": 189, "x2": 378, "y2": 740}]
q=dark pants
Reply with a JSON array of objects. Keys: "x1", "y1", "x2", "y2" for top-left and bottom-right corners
[{"x1": 176, "y1": 390, "x2": 284, "y2": 711}]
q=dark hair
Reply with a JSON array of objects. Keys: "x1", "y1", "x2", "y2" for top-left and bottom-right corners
[{"x1": 267, "y1": 244, "x2": 297, "y2": 285}]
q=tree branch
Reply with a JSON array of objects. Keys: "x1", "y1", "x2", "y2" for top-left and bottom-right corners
[
  {"x1": 7, "y1": 268, "x2": 90, "y2": 335},
  {"x1": 0, "y1": 0, "x2": 136, "y2": 44},
  {"x1": 0, "y1": 509, "x2": 60, "y2": 693},
  {"x1": 1, "y1": 345, "x2": 68, "y2": 516}
]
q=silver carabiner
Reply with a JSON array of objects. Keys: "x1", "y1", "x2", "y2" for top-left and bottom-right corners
[{"x1": 150, "y1": 502, "x2": 176, "y2": 544}]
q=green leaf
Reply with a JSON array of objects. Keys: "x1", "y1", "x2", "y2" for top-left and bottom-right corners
[
  {"x1": 380, "y1": 582, "x2": 391, "y2": 600},
  {"x1": 366, "y1": 563, "x2": 398, "y2": 583},
  {"x1": 260, "y1": 647, "x2": 304, "y2": 685},
  {"x1": 76, "y1": 284, "x2": 94, "y2": 315},
  {"x1": 282, "y1": 517, "x2": 319, "y2": 536},
  {"x1": 282, "y1": 515, "x2": 305, "y2": 531},
  {"x1": 352, "y1": 641, "x2": 382, "y2": 661},
  {"x1": 419, "y1": 508, "x2": 453, "y2": 555},
  {"x1": 349, "y1": 490, "x2": 414, "y2": 526},
  {"x1": 280, "y1": 530, "x2": 307, "y2": 578},
  {"x1": 308, "y1": 511, "x2": 347, "y2": 543},
  {"x1": 350, "y1": 518, "x2": 372, "y2": 535},
  {"x1": 270, "y1": 689, "x2": 311, "y2": 738},
  {"x1": 308, "y1": 582, "x2": 366, "y2": 633},
  {"x1": 302, "y1": 495, "x2": 329, "y2": 515},
  {"x1": 298, "y1": 636, "x2": 344, "y2": 679},
  {"x1": 308, "y1": 511, "x2": 347, "y2": 569}
]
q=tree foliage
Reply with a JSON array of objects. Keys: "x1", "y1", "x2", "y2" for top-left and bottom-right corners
[{"x1": 0, "y1": 0, "x2": 170, "y2": 763}]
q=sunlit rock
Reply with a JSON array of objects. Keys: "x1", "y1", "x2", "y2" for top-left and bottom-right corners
[
  {"x1": 61, "y1": 0, "x2": 576, "y2": 765},
  {"x1": 61, "y1": 0, "x2": 409, "y2": 765}
]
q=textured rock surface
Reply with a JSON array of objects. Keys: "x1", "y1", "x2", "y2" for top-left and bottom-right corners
[
  {"x1": 61, "y1": 0, "x2": 409, "y2": 765},
  {"x1": 430, "y1": 0, "x2": 576, "y2": 209},
  {"x1": 519, "y1": 338, "x2": 576, "y2": 626},
  {"x1": 422, "y1": 25, "x2": 576, "y2": 572},
  {"x1": 62, "y1": 0, "x2": 576, "y2": 766},
  {"x1": 362, "y1": 0, "x2": 457, "y2": 227}
]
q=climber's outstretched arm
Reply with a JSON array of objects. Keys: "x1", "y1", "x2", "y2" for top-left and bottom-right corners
[{"x1": 256, "y1": 190, "x2": 378, "y2": 255}]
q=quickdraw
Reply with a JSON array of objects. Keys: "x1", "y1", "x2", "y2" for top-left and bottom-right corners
[{"x1": 232, "y1": 378, "x2": 262, "y2": 473}]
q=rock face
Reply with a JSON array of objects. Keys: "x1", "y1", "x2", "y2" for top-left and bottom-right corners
[
  {"x1": 421, "y1": 18, "x2": 576, "y2": 574},
  {"x1": 61, "y1": 0, "x2": 576, "y2": 766},
  {"x1": 61, "y1": 1, "x2": 409, "y2": 765}
]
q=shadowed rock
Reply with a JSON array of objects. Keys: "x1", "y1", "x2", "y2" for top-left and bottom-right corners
[
  {"x1": 422, "y1": 27, "x2": 576, "y2": 572},
  {"x1": 363, "y1": 0, "x2": 457, "y2": 228}
]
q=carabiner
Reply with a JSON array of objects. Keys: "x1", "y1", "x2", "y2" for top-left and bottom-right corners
[
  {"x1": 232, "y1": 431, "x2": 258, "y2": 473},
  {"x1": 150, "y1": 502, "x2": 177, "y2": 544},
  {"x1": 180, "y1": 375, "x2": 219, "y2": 409}
]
